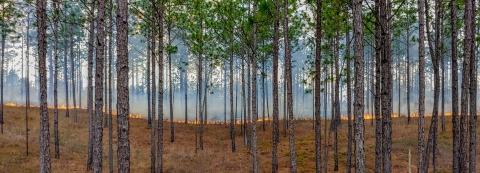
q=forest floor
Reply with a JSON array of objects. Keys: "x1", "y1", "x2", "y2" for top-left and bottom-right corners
[{"x1": 0, "y1": 105, "x2": 479, "y2": 172}]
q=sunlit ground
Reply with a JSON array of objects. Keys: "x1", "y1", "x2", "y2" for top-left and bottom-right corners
[{"x1": 0, "y1": 105, "x2": 479, "y2": 172}]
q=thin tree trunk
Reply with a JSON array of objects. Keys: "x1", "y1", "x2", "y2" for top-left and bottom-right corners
[
  {"x1": 37, "y1": 0, "x2": 51, "y2": 171},
  {"x1": 262, "y1": 61, "x2": 265, "y2": 131},
  {"x1": 86, "y1": 1, "x2": 95, "y2": 170},
  {"x1": 468, "y1": 0, "x2": 476, "y2": 171},
  {"x1": 314, "y1": 0, "x2": 322, "y2": 171},
  {"x1": 147, "y1": 23, "x2": 152, "y2": 128},
  {"x1": 284, "y1": 0, "x2": 296, "y2": 170},
  {"x1": 374, "y1": 0, "x2": 383, "y2": 170},
  {"x1": 157, "y1": 1, "x2": 165, "y2": 171},
  {"x1": 70, "y1": 26, "x2": 77, "y2": 123},
  {"x1": 441, "y1": 50, "x2": 445, "y2": 132},
  {"x1": 107, "y1": 1, "x2": 114, "y2": 171},
  {"x1": 459, "y1": 0, "x2": 473, "y2": 168},
  {"x1": 353, "y1": 0, "x2": 365, "y2": 170},
  {"x1": 52, "y1": 3, "x2": 59, "y2": 159},
  {"x1": 168, "y1": 24, "x2": 174, "y2": 143},
  {"x1": 417, "y1": 0, "x2": 426, "y2": 170},
  {"x1": 252, "y1": 0, "x2": 259, "y2": 171},
  {"x1": 423, "y1": 0, "x2": 440, "y2": 170},
  {"x1": 230, "y1": 30, "x2": 235, "y2": 152},
  {"x1": 345, "y1": 16, "x2": 352, "y2": 173},
  {"x1": 407, "y1": 20, "x2": 411, "y2": 124},
  {"x1": 25, "y1": 12, "x2": 31, "y2": 156},
  {"x1": 150, "y1": 18, "x2": 157, "y2": 172},
  {"x1": 450, "y1": 0, "x2": 459, "y2": 170},
  {"x1": 64, "y1": 32, "x2": 70, "y2": 118},
  {"x1": 334, "y1": 29, "x2": 340, "y2": 172},
  {"x1": 93, "y1": 0, "x2": 106, "y2": 171},
  {"x1": 116, "y1": 0, "x2": 130, "y2": 171},
  {"x1": 272, "y1": 0, "x2": 280, "y2": 169}
]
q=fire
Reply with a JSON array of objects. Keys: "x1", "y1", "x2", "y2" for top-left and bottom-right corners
[
  {"x1": 3, "y1": 102, "x2": 460, "y2": 123},
  {"x1": 129, "y1": 114, "x2": 142, "y2": 119},
  {"x1": 5, "y1": 102, "x2": 18, "y2": 107}
]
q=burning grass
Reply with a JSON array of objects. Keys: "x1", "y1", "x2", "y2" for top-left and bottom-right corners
[{"x1": 0, "y1": 105, "x2": 479, "y2": 172}]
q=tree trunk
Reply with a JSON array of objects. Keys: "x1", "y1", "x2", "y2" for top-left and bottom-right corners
[
  {"x1": 168, "y1": 24, "x2": 174, "y2": 143},
  {"x1": 353, "y1": 0, "x2": 365, "y2": 170},
  {"x1": 242, "y1": 52, "x2": 246, "y2": 144},
  {"x1": 147, "y1": 23, "x2": 152, "y2": 128},
  {"x1": 150, "y1": 19, "x2": 157, "y2": 172},
  {"x1": 283, "y1": 0, "x2": 296, "y2": 170},
  {"x1": 272, "y1": 0, "x2": 280, "y2": 170},
  {"x1": 107, "y1": 1, "x2": 114, "y2": 171},
  {"x1": 93, "y1": 0, "x2": 106, "y2": 171},
  {"x1": 64, "y1": 32, "x2": 70, "y2": 118},
  {"x1": 374, "y1": 0, "x2": 382, "y2": 170},
  {"x1": 184, "y1": 57, "x2": 188, "y2": 124},
  {"x1": 52, "y1": 2, "x2": 59, "y2": 159},
  {"x1": 450, "y1": 0, "x2": 459, "y2": 170},
  {"x1": 345, "y1": 15, "x2": 352, "y2": 173},
  {"x1": 252, "y1": 0, "x2": 259, "y2": 172},
  {"x1": 86, "y1": 1, "x2": 95, "y2": 170},
  {"x1": 417, "y1": 0, "x2": 426, "y2": 170},
  {"x1": 262, "y1": 61, "x2": 265, "y2": 131},
  {"x1": 334, "y1": 29, "x2": 340, "y2": 172},
  {"x1": 230, "y1": 30, "x2": 235, "y2": 152},
  {"x1": 157, "y1": 1, "x2": 165, "y2": 171},
  {"x1": 247, "y1": 51, "x2": 251, "y2": 150},
  {"x1": 0, "y1": 19, "x2": 3, "y2": 134},
  {"x1": 70, "y1": 26, "x2": 77, "y2": 123},
  {"x1": 380, "y1": 0, "x2": 393, "y2": 172},
  {"x1": 460, "y1": 0, "x2": 474, "y2": 171},
  {"x1": 423, "y1": 0, "x2": 440, "y2": 170},
  {"x1": 25, "y1": 12, "x2": 31, "y2": 157},
  {"x1": 37, "y1": 0, "x2": 51, "y2": 171},
  {"x1": 314, "y1": 0, "x2": 322, "y2": 171},
  {"x1": 116, "y1": 0, "x2": 130, "y2": 171},
  {"x1": 468, "y1": 1, "x2": 476, "y2": 171},
  {"x1": 441, "y1": 50, "x2": 445, "y2": 132}
]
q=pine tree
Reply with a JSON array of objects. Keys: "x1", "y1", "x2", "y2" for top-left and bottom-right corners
[
  {"x1": 116, "y1": 0, "x2": 130, "y2": 172},
  {"x1": 37, "y1": 0, "x2": 51, "y2": 171},
  {"x1": 353, "y1": 0, "x2": 365, "y2": 170}
]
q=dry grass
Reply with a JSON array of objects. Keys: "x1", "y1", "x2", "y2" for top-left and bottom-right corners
[{"x1": 0, "y1": 106, "x2": 479, "y2": 172}]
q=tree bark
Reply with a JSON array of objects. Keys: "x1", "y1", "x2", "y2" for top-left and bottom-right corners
[
  {"x1": 37, "y1": 0, "x2": 51, "y2": 171},
  {"x1": 252, "y1": 0, "x2": 259, "y2": 172},
  {"x1": 314, "y1": 0, "x2": 322, "y2": 172},
  {"x1": 117, "y1": 0, "x2": 130, "y2": 171},
  {"x1": 459, "y1": 0, "x2": 473, "y2": 168},
  {"x1": 450, "y1": 0, "x2": 459, "y2": 170},
  {"x1": 157, "y1": 0, "x2": 165, "y2": 171},
  {"x1": 230, "y1": 30, "x2": 235, "y2": 152},
  {"x1": 353, "y1": 0, "x2": 365, "y2": 170},
  {"x1": 64, "y1": 30, "x2": 70, "y2": 118},
  {"x1": 468, "y1": 1, "x2": 476, "y2": 171},
  {"x1": 52, "y1": 2, "x2": 59, "y2": 159},
  {"x1": 70, "y1": 26, "x2": 77, "y2": 123},
  {"x1": 93, "y1": 0, "x2": 106, "y2": 171},
  {"x1": 25, "y1": 12, "x2": 31, "y2": 157},
  {"x1": 345, "y1": 15, "x2": 352, "y2": 173},
  {"x1": 380, "y1": 0, "x2": 393, "y2": 172},
  {"x1": 150, "y1": 17, "x2": 157, "y2": 172},
  {"x1": 107, "y1": 1, "x2": 114, "y2": 171},
  {"x1": 87, "y1": 1, "x2": 95, "y2": 170},
  {"x1": 283, "y1": 0, "x2": 296, "y2": 171},
  {"x1": 417, "y1": 0, "x2": 426, "y2": 170},
  {"x1": 168, "y1": 23, "x2": 174, "y2": 143},
  {"x1": 374, "y1": 0, "x2": 382, "y2": 170},
  {"x1": 272, "y1": 0, "x2": 280, "y2": 170}
]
